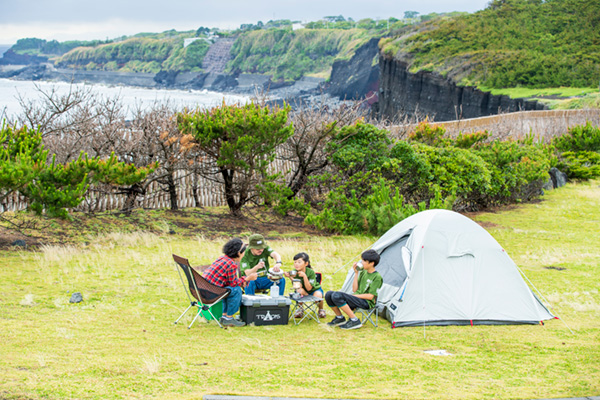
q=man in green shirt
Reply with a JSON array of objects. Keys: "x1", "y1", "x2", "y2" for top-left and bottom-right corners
[
  {"x1": 240, "y1": 234, "x2": 285, "y2": 296},
  {"x1": 325, "y1": 249, "x2": 383, "y2": 330}
]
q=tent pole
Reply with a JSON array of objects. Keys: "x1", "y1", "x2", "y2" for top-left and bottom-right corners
[
  {"x1": 422, "y1": 245, "x2": 426, "y2": 339},
  {"x1": 515, "y1": 264, "x2": 574, "y2": 334}
]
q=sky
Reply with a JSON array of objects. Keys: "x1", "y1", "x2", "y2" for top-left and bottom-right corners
[{"x1": 0, "y1": 0, "x2": 491, "y2": 45}]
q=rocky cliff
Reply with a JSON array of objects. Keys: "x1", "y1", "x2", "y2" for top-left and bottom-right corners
[
  {"x1": 327, "y1": 37, "x2": 380, "y2": 101},
  {"x1": 376, "y1": 55, "x2": 547, "y2": 122},
  {"x1": 0, "y1": 49, "x2": 48, "y2": 65}
]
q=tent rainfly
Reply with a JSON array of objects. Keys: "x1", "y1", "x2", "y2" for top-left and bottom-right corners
[{"x1": 340, "y1": 209, "x2": 555, "y2": 327}]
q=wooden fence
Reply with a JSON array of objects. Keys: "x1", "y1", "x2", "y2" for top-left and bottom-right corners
[
  {"x1": 1, "y1": 158, "x2": 295, "y2": 213},
  {"x1": 2, "y1": 109, "x2": 599, "y2": 213}
]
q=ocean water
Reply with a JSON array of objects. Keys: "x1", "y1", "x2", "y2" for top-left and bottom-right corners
[{"x1": 0, "y1": 78, "x2": 249, "y2": 121}]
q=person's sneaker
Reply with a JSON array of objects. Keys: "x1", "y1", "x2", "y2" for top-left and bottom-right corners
[
  {"x1": 318, "y1": 309, "x2": 327, "y2": 319},
  {"x1": 294, "y1": 305, "x2": 304, "y2": 319},
  {"x1": 327, "y1": 316, "x2": 346, "y2": 326},
  {"x1": 221, "y1": 318, "x2": 246, "y2": 327},
  {"x1": 339, "y1": 319, "x2": 363, "y2": 330}
]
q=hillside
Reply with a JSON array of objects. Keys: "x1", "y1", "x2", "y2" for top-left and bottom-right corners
[
  {"x1": 380, "y1": 0, "x2": 600, "y2": 89},
  {"x1": 55, "y1": 36, "x2": 211, "y2": 73},
  {"x1": 2, "y1": 18, "x2": 415, "y2": 79},
  {"x1": 226, "y1": 28, "x2": 373, "y2": 82}
]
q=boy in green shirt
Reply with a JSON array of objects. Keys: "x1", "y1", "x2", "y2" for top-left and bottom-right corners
[{"x1": 325, "y1": 249, "x2": 383, "y2": 330}]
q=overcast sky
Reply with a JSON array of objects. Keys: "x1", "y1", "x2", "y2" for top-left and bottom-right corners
[{"x1": 0, "y1": 0, "x2": 491, "y2": 45}]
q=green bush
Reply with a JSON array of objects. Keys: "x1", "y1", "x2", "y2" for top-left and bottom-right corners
[
  {"x1": 305, "y1": 128, "x2": 554, "y2": 233},
  {"x1": 305, "y1": 176, "x2": 452, "y2": 235},
  {"x1": 380, "y1": 140, "x2": 432, "y2": 202},
  {"x1": 258, "y1": 181, "x2": 310, "y2": 217},
  {"x1": 411, "y1": 143, "x2": 492, "y2": 210},
  {"x1": 1, "y1": 124, "x2": 155, "y2": 218},
  {"x1": 552, "y1": 122, "x2": 600, "y2": 180},
  {"x1": 474, "y1": 140, "x2": 550, "y2": 205},
  {"x1": 327, "y1": 121, "x2": 392, "y2": 175},
  {"x1": 408, "y1": 120, "x2": 448, "y2": 147},
  {"x1": 553, "y1": 122, "x2": 600, "y2": 153},
  {"x1": 556, "y1": 151, "x2": 600, "y2": 180}
]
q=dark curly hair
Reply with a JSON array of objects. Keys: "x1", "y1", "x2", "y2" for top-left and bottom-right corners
[{"x1": 223, "y1": 238, "x2": 246, "y2": 258}]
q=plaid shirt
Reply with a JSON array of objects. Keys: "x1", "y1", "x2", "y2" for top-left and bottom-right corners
[{"x1": 203, "y1": 255, "x2": 245, "y2": 288}]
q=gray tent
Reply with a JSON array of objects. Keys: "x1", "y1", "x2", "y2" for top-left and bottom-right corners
[{"x1": 341, "y1": 209, "x2": 555, "y2": 327}]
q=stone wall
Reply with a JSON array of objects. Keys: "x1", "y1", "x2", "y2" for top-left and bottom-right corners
[{"x1": 386, "y1": 109, "x2": 600, "y2": 141}]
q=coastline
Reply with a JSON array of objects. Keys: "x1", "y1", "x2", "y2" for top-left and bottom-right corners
[
  {"x1": 0, "y1": 76, "x2": 251, "y2": 120},
  {"x1": 0, "y1": 63, "x2": 328, "y2": 103}
]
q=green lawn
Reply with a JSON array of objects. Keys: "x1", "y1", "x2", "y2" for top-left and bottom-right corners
[
  {"x1": 1, "y1": 181, "x2": 599, "y2": 399},
  {"x1": 477, "y1": 86, "x2": 600, "y2": 110},
  {"x1": 480, "y1": 86, "x2": 598, "y2": 99}
]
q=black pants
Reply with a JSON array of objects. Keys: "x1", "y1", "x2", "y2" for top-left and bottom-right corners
[{"x1": 325, "y1": 291, "x2": 369, "y2": 310}]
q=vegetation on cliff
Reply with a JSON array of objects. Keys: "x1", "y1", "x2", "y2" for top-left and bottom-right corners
[
  {"x1": 55, "y1": 35, "x2": 210, "y2": 73},
  {"x1": 380, "y1": 0, "x2": 600, "y2": 89},
  {"x1": 226, "y1": 28, "x2": 373, "y2": 82},
  {"x1": 9, "y1": 37, "x2": 109, "y2": 58},
  {"x1": 6, "y1": 17, "x2": 423, "y2": 79}
]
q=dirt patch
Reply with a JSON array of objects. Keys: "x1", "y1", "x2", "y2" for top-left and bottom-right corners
[
  {"x1": 0, "y1": 226, "x2": 41, "y2": 250},
  {"x1": 0, "y1": 207, "x2": 326, "y2": 251}
]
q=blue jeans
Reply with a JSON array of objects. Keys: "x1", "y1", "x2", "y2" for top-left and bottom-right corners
[
  {"x1": 222, "y1": 286, "x2": 242, "y2": 316},
  {"x1": 245, "y1": 276, "x2": 286, "y2": 296}
]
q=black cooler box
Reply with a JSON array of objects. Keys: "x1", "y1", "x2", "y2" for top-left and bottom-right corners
[{"x1": 240, "y1": 294, "x2": 291, "y2": 326}]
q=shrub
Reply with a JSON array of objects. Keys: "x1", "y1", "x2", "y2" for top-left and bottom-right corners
[
  {"x1": 1, "y1": 124, "x2": 154, "y2": 218},
  {"x1": 380, "y1": 140, "x2": 432, "y2": 203},
  {"x1": 474, "y1": 140, "x2": 550, "y2": 206},
  {"x1": 408, "y1": 121, "x2": 448, "y2": 147},
  {"x1": 305, "y1": 176, "x2": 453, "y2": 235},
  {"x1": 556, "y1": 151, "x2": 600, "y2": 180},
  {"x1": 552, "y1": 122, "x2": 600, "y2": 180},
  {"x1": 553, "y1": 122, "x2": 600, "y2": 153},
  {"x1": 454, "y1": 130, "x2": 490, "y2": 149},
  {"x1": 258, "y1": 181, "x2": 310, "y2": 217},
  {"x1": 327, "y1": 121, "x2": 392, "y2": 176},
  {"x1": 411, "y1": 143, "x2": 492, "y2": 210}
]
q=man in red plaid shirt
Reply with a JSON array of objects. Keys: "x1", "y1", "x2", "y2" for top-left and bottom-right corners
[{"x1": 203, "y1": 238, "x2": 258, "y2": 327}]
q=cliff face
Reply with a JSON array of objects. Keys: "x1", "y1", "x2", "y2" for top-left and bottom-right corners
[
  {"x1": 377, "y1": 55, "x2": 547, "y2": 122},
  {"x1": 327, "y1": 38, "x2": 380, "y2": 101},
  {"x1": 0, "y1": 49, "x2": 48, "y2": 65}
]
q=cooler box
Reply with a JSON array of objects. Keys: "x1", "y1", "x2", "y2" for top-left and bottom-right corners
[{"x1": 240, "y1": 295, "x2": 291, "y2": 326}]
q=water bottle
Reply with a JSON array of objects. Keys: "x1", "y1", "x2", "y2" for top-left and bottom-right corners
[{"x1": 271, "y1": 282, "x2": 279, "y2": 297}]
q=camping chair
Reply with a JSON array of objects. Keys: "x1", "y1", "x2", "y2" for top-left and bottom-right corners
[
  {"x1": 172, "y1": 254, "x2": 231, "y2": 329},
  {"x1": 290, "y1": 271, "x2": 324, "y2": 325},
  {"x1": 356, "y1": 301, "x2": 379, "y2": 328}
]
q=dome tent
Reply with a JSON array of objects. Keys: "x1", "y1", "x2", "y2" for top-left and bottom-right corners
[{"x1": 340, "y1": 209, "x2": 555, "y2": 328}]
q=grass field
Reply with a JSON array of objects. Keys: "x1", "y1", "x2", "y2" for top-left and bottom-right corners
[
  {"x1": 478, "y1": 86, "x2": 600, "y2": 110},
  {"x1": 1, "y1": 181, "x2": 599, "y2": 400}
]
